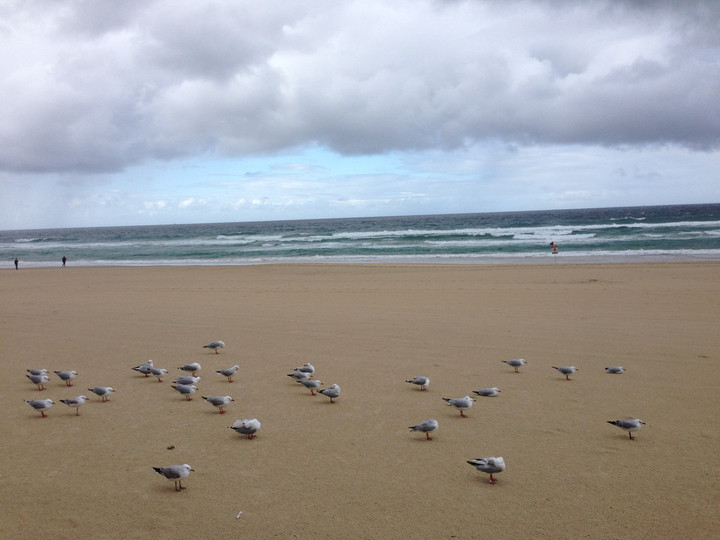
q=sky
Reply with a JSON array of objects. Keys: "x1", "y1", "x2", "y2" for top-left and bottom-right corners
[{"x1": 1, "y1": 0, "x2": 719, "y2": 230}]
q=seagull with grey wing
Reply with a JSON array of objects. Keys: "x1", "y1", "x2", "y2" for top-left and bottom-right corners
[
  {"x1": 229, "y1": 418, "x2": 261, "y2": 439},
  {"x1": 442, "y1": 396, "x2": 476, "y2": 418},
  {"x1": 25, "y1": 398, "x2": 54, "y2": 418},
  {"x1": 203, "y1": 341, "x2": 225, "y2": 354},
  {"x1": 467, "y1": 457, "x2": 506, "y2": 484},
  {"x1": 59, "y1": 395, "x2": 87, "y2": 415},
  {"x1": 552, "y1": 366, "x2": 578, "y2": 380},
  {"x1": 216, "y1": 365, "x2": 240, "y2": 383},
  {"x1": 54, "y1": 370, "x2": 77, "y2": 387},
  {"x1": 409, "y1": 419, "x2": 438, "y2": 440},
  {"x1": 405, "y1": 376, "x2": 430, "y2": 391},
  {"x1": 607, "y1": 418, "x2": 645, "y2": 439},
  {"x1": 202, "y1": 395, "x2": 234, "y2": 414},
  {"x1": 153, "y1": 464, "x2": 194, "y2": 491}
]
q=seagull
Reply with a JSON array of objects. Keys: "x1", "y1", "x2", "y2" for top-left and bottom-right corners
[
  {"x1": 294, "y1": 363, "x2": 315, "y2": 375},
  {"x1": 287, "y1": 370, "x2": 311, "y2": 381},
  {"x1": 318, "y1": 384, "x2": 341, "y2": 403},
  {"x1": 605, "y1": 366, "x2": 625, "y2": 374},
  {"x1": 178, "y1": 363, "x2": 201, "y2": 376},
  {"x1": 473, "y1": 387, "x2": 500, "y2": 397},
  {"x1": 149, "y1": 367, "x2": 169, "y2": 382},
  {"x1": 54, "y1": 370, "x2": 77, "y2": 387},
  {"x1": 502, "y1": 359, "x2": 526, "y2": 373},
  {"x1": 409, "y1": 419, "x2": 439, "y2": 440},
  {"x1": 132, "y1": 360, "x2": 154, "y2": 377},
  {"x1": 203, "y1": 341, "x2": 225, "y2": 354},
  {"x1": 59, "y1": 395, "x2": 87, "y2": 415},
  {"x1": 607, "y1": 418, "x2": 646, "y2": 439},
  {"x1": 153, "y1": 464, "x2": 194, "y2": 492},
  {"x1": 467, "y1": 457, "x2": 506, "y2": 484},
  {"x1": 202, "y1": 395, "x2": 234, "y2": 414},
  {"x1": 442, "y1": 396, "x2": 476, "y2": 417},
  {"x1": 173, "y1": 375, "x2": 201, "y2": 386},
  {"x1": 88, "y1": 386, "x2": 115, "y2": 401},
  {"x1": 26, "y1": 373, "x2": 49, "y2": 391},
  {"x1": 229, "y1": 418, "x2": 261, "y2": 439},
  {"x1": 25, "y1": 398, "x2": 54, "y2": 418},
  {"x1": 171, "y1": 384, "x2": 197, "y2": 401},
  {"x1": 27, "y1": 368, "x2": 48, "y2": 376},
  {"x1": 216, "y1": 365, "x2": 240, "y2": 383},
  {"x1": 297, "y1": 379, "x2": 323, "y2": 395},
  {"x1": 405, "y1": 376, "x2": 430, "y2": 391},
  {"x1": 552, "y1": 366, "x2": 578, "y2": 380}
]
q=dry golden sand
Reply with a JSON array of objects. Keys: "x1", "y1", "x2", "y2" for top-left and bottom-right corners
[{"x1": 1, "y1": 263, "x2": 719, "y2": 539}]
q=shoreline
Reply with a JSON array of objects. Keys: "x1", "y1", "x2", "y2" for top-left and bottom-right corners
[
  {"x1": 7, "y1": 251, "x2": 720, "y2": 268},
  {"x1": 2, "y1": 262, "x2": 718, "y2": 538}
]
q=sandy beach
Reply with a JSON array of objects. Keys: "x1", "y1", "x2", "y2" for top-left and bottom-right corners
[{"x1": 1, "y1": 263, "x2": 718, "y2": 539}]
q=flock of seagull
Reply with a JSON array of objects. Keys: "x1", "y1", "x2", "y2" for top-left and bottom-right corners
[
  {"x1": 23, "y1": 340, "x2": 346, "y2": 492},
  {"x1": 404, "y1": 358, "x2": 644, "y2": 484},
  {"x1": 24, "y1": 343, "x2": 644, "y2": 491}
]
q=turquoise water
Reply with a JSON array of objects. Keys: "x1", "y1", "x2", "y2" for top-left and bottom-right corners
[{"x1": 2, "y1": 204, "x2": 719, "y2": 267}]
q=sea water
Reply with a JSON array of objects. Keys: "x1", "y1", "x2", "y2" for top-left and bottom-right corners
[{"x1": 2, "y1": 204, "x2": 719, "y2": 267}]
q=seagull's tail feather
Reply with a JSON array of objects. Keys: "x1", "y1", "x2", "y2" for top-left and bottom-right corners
[
  {"x1": 153, "y1": 467, "x2": 164, "y2": 475},
  {"x1": 442, "y1": 398, "x2": 451, "y2": 404}
]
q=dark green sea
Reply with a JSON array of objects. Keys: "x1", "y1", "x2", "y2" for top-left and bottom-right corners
[{"x1": 2, "y1": 204, "x2": 719, "y2": 267}]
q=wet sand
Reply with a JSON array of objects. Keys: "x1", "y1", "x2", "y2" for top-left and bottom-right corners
[{"x1": 1, "y1": 263, "x2": 719, "y2": 538}]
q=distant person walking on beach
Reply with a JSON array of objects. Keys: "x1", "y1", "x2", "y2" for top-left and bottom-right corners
[
  {"x1": 62, "y1": 256, "x2": 67, "y2": 267},
  {"x1": 14, "y1": 258, "x2": 18, "y2": 269}
]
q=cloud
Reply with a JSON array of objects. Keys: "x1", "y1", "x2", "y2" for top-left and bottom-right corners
[{"x1": 0, "y1": 0, "x2": 718, "y2": 177}]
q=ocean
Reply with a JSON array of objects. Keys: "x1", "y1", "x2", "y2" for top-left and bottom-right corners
[{"x1": 2, "y1": 204, "x2": 719, "y2": 267}]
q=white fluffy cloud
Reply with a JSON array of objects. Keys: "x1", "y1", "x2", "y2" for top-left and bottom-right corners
[{"x1": 1, "y1": 0, "x2": 718, "y2": 175}]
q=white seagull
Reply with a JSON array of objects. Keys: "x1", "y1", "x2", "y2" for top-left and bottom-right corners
[
  {"x1": 88, "y1": 386, "x2": 115, "y2": 401},
  {"x1": 297, "y1": 379, "x2": 323, "y2": 395},
  {"x1": 153, "y1": 464, "x2": 194, "y2": 492},
  {"x1": 229, "y1": 418, "x2": 261, "y2": 439},
  {"x1": 59, "y1": 395, "x2": 87, "y2": 415},
  {"x1": 467, "y1": 457, "x2": 506, "y2": 484},
  {"x1": 405, "y1": 376, "x2": 430, "y2": 391},
  {"x1": 294, "y1": 363, "x2": 315, "y2": 375},
  {"x1": 409, "y1": 419, "x2": 439, "y2": 440},
  {"x1": 473, "y1": 387, "x2": 501, "y2": 397},
  {"x1": 54, "y1": 370, "x2": 77, "y2": 387},
  {"x1": 25, "y1": 398, "x2": 54, "y2": 418},
  {"x1": 26, "y1": 373, "x2": 49, "y2": 391},
  {"x1": 171, "y1": 384, "x2": 197, "y2": 401},
  {"x1": 27, "y1": 368, "x2": 48, "y2": 376},
  {"x1": 287, "y1": 370, "x2": 310, "y2": 381},
  {"x1": 442, "y1": 396, "x2": 476, "y2": 417},
  {"x1": 173, "y1": 375, "x2": 201, "y2": 386},
  {"x1": 318, "y1": 384, "x2": 341, "y2": 403},
  {"x1": 552, "y1": 366, "x2": 578, "y2": 380},
  {"x1": 202, "y1": 395, "x2": 234, "y2": 414},
  {"x1": 132, "y1": 360, "x2": 154, "y2": 377},
  {"x1": 149, "y1": 367, "x2": 169, "y2": 382},
  {"x1": 607, "y1": 418, "x2": 646, "y2": 439},
  {"x1": 178, "y1": 363, "x2": 201, "y2": 376},
  {"x1": 502, "y1": 359, "x2": 526, "y2": 373},
  {"x1": 203, "y1": 341, "x2": 225, "y2": 354},
  {"x1": 216, "y1": 365, "x2": 240, "y2": 383},
  {"x1": 605, "y1": 366, "x2": 625, "y2": 374}
]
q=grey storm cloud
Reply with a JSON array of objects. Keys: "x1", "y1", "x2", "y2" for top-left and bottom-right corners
[{"x1": 1, "y1": 0, "x2": 718, "y2": 174}]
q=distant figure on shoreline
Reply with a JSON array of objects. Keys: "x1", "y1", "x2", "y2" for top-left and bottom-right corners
[
  {"x1": 62, "y1": 256, "x2": 67, "y2": 267},
  {"x1": 14, "y1": 258, "x2": 18, "y2": 269}
]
